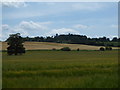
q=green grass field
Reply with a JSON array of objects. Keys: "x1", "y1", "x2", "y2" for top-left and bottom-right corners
[{"x1": 2, "y1": 50, "x2": 118, "y2": 88}]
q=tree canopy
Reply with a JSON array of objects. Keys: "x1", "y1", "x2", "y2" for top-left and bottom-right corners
[
  {"x1": 6, "y1": 33, "x2": 120, "y2": 47},
  {"x1": 21, "y1": 34, "x2": 120, "y2": 47},
  {"x1": 7, "y1": 33, "x2": 25, "y2": 55}
]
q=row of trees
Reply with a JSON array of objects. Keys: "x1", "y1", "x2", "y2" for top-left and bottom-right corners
[
  {"x1": 21, "y1": 34, "x2": 120, "y2": 47},
  {"x1": 6, "y1": 33, "x2": 115, "y2": 55}
]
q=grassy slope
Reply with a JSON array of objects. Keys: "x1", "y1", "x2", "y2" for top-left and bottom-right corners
[{"x1": 2, "y1": 50, "x2": 118, "y2": 88}]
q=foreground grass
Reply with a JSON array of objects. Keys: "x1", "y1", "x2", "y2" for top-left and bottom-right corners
[{"x1": 2, "y1": 50, "x2": 118, "y2": 88}]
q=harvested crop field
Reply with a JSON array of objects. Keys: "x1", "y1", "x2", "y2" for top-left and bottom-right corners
[{"x1": 1, "y1": 42, "x2": 119, "y2": 50}]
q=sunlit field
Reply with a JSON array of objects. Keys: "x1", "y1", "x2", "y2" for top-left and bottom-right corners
[
  {"x1": 2, "y1": 50, "x2": 118, "y2": 88},
  {"x1": 2, "y1": 42, "x2": 119, "y2": 51}
]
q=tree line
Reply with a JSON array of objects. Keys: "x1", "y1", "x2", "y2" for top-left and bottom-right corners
[
  {"x1": 20, "y1": 33, "x2": 120, "y2": 47},
  {"x1": 6, "y1": 33, "x2": 118, "y2": 55}
]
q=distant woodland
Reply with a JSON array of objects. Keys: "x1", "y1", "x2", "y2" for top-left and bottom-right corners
[{"x1": 6, "y1": 33, "x2": 120, "y2": 47}]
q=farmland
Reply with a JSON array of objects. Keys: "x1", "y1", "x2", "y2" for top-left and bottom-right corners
[
  {"x1": 2, "y1": 50, "x2": 118, "y2": 88},
  {"x1": 1, "y1": 42, "x2": 119, "y2": 51}
]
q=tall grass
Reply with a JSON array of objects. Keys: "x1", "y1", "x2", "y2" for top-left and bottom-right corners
[{"x1": 2, "y1": 50, "x2": 118, "y2": 88}]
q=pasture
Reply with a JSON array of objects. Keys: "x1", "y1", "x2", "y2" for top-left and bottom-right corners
[{"x1": 2, "y1": 50, "x2": 118, "y2": 88}]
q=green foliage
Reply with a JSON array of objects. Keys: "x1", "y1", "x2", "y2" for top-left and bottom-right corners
[
  {"x1": 77, "y1": 48, "x2": 80, "y2": 51},
  {"x1": 52, "y1": 48, "x2": 56, "y2": 51},
  {"x1": 22, "y1": 34, "x2": 120, "y2": 47},
  {"x1": 2, "y1": 50, "x2": 118, "y2": 88},
  {"x1": 104, "y1": 42, "x2": 120, "y2": 47},
  {"x1": 99, "y1": 46, "x2": 112, "y2": 51},
  {"x1": 99, "y1": 47, "x2": 105, "y2": 51},
  {"x1": 61, "y1": 47, "x2": 71, "y2": 51},
  {"x1": 105, "y1": 46, "x2": 112, "y2": 50},
  {"x1": 7, "y1": 33, "x2": 25, "y2": 55}
]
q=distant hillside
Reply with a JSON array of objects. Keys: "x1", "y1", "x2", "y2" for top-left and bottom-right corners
[
  {"x1": 1, "y1": 42, "x2": 119, "y2": 51},
  {"x1": 20, "y1": 34, "x2": 120, "y2": 47}
]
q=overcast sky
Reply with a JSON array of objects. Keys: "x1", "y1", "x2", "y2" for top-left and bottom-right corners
[{"x1": 1, "y1": 2, "x2": 118, "y2": 41}]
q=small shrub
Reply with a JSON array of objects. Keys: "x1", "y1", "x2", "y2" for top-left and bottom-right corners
[
  {"x1": 99, "y1": 47, "x2": 105, "y2": 51},
  {"x1": 77, "y1": 48, "x2": 80, "y2": 51},
  {"x1": 105, "y1": 46, "x2": 112, "y2": 50},
  {"x1": 52, "y1": 48, "x2": 56, "y2": 50},
  {"x1": 61, "y1": 47, "x2": 71, "y2": 51},
  {"x1": 109, "y1": 47, "x2": 112, "y2": 50}
]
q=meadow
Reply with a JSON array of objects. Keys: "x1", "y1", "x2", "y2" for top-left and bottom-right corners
[{"x1": 2, "y1": 50, "x2": 118, "y2": 88}]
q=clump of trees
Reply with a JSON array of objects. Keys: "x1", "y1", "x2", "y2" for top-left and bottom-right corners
[
  {"x1": 61, "y1": 47, "x2": 71, "y2": 51},
  {"x1": 52, "y1": 48, "x2": 56, "y2": 51},
  {"x1": 7, "y1": 33, "x2": 25, "y2": 55},
  {"x1": 105, "y1": 46, "x2": 112, "y2": 50},
  {"x1": 99, "y1": 46, "x2": 112, "y2": 51},
  {"x1": 20, "y1": 33, "x2": 120, "y2": 47}
]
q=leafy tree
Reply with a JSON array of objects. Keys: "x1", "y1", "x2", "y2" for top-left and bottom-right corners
[
  {"x1": 52, "y1": 48, "x2": 56, "y2": 51},
  {"x1": 21, "y1": 33, "x2": 120, "y2": 47},
  {"x1": 99, "y1": 47, "x2": 105, "y2": 51},
  {"x1": 7, "y1": 33, "x2": 25, "y2": 55},
  {"x1": 77, "y1": 48, "x2": 80, "y2": 51},
  {"x1": 61, "y1": 47, "x2": 71, "y2": 51},
  {"x1": 105, "y1": 46, "x2": 112, "y2": 50},
  {"x1": 112, "y1": 37, "x2": 118, "y2": 42}
]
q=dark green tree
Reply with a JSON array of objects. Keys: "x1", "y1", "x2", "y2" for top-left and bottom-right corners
[
  {"x1": 7, "y1": 33, "x2": 25, "y2": 55},
  {"x1": 105, "y1": 46, "x2": 112, "y2": 50},
  {"x1": 61, "y1": 47, "x2": 71, "y2": 51},
  {"x1": 99, "y1": 47, "x2": 105, "y2": 51},
  {"x1": 77, "y1": 48, "x2": 80, "y2": 51}
]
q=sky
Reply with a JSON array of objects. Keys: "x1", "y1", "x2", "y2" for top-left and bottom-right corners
[{"x1": 1, "y1": 2, "x2": 118, "y2": 41}]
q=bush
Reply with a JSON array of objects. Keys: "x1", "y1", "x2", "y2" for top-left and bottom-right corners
[
  {"x1": 52, "y1": 48, "x2": 56, "y2": 50},
  {"x1": 61, "y1": 47, "x2": 71, "y2": 51},
  {"x1": 77, "y1": 48, "x2": 80, "y2": 51},
  {"x1": 99, "y1": 47, "x2": 105, "y2": 51},
  {"x1": 105, "y1": 46, "x2": 112, "y2": 50}
]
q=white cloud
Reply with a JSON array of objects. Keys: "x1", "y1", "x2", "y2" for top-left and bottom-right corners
[
  {"x1": 1, "y1": 21, "x2": 50, "y2": 41},
  {"x1": 2, "y1": 24, "x2": 10, "y2": 30},
  {"x1": 19, "y1": 21, "x2": 48, "y2": 30},
  {"x1": 2, "y1": 22, "x2": 81, "y2": 41},
  {"x1": 2, "y1": 2, "x2": 27, "y2": 8},
  {"x1": 47, "y1": 28, "x2": 80, "y2": 36},
  {"x1": 73, "y1": 24, "x2": 88, "y2": 29},
  {"x1": 107, "y1": 35, "x2": 118, "y2": 40},
  {"x1": 1, "y1": 24, "x2": 13, "y2": 40}
]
